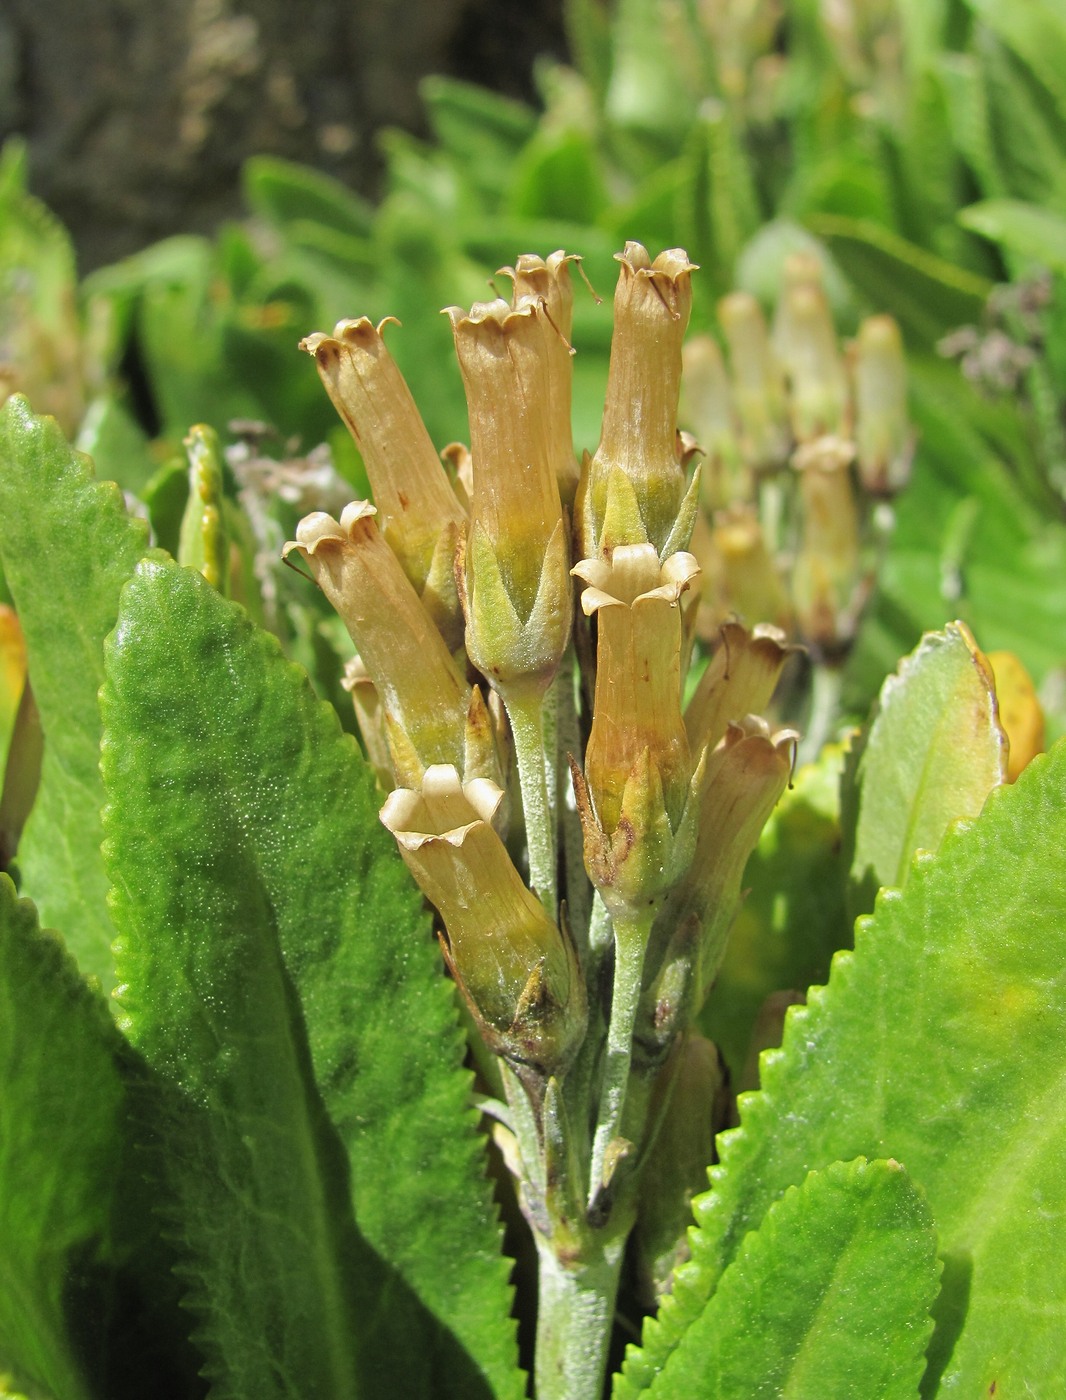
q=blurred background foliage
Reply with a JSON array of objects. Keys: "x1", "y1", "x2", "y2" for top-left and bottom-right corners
[{"x1": 2, "y1": 0, "x2": 1065, "y2": 743}]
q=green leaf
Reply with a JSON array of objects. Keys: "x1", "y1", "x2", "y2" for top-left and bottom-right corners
[
  {"x1": 563, "y1": 0, "x2": 613, "y2": 97},
  {"x1": 959, "y1": 198, "x2": 1066, "y2": 272},
  {"x1": 806, "y1": 214, "x2": 991, "y2": 345},
  {"x1": 605, "y1": 0, "x2": 699, "y2": 144},
  {"x1": 74, "y1": 395, "x2": 157, "y2": 497},
  {"x1": 0, "y1": 397, "x2": 151, "y2": 988},
  {"x1": 619, "y1": 739, "x2": 1066, "y2": 1397},
  {"x1": 972, "y1": 27, "x2": 1066, "y2": 211},
  {"x1": 0, "y1": 875, "x2": 120, "y2": 1400},
  {"x1": 242, "y1": 156, "x2": 373, "y2": 239},
  {"x1": 421, "y1": 76, "x2": 537, "y2": 203},
  {"x1": 508, "y1": 127, "x2": 609, "y2": 224},
  {"x1": 848, "y1": 623, "x2": 1007, "y2": 906},
  {"x1": 965, "y1": 0, "x2": 1066, "y2": 126},
  {"x1": 645, "y1": 1159, "x2": 939, "y2": 1400},
  {"x1": 686, "y1": 104, "x2": 762, "y2": 295},
  {"x1": 0, "y1": 875, "x2": 197, "y2": 1400},
  {"x1": 102, "y1": 558, "x2": 521, "y2": 1400}
]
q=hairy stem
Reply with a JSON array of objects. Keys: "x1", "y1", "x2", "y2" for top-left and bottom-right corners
[
  {"x1": 505, "y1": 682, "x2": 558, "y2": 915},
  {"x1": 588, "y1": 912, "x2": 652, "y2": 1209},
  {"x1": 533, "y1": 1223, "x2": 629, "y2": 1400}
]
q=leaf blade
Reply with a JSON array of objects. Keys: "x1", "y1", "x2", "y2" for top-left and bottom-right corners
[
  {"x1": 620, "y1": 740, "x2": 1066, "y2": 1396},
  {"x1": 0, "y1": 396, "x2": 151, "y2": 989},
  {"x1": 102, "y1": 558, "x2": 522, "y2": 1399},
  {"x1": 646, "y1": 1159, "x2": 939, "y2": 1400},
  {"x1": 849, "y1": 622, "x2": 1007, "y2": 901}
]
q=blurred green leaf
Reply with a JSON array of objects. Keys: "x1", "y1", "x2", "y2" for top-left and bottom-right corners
[
  {"x1": 243, "y1": 155, "x2": 374, "y2": 238},
  {"x1": 846, "y1": 364, "x2": 1066, "y2": 742},
  {"x1": 808, "y1": 214, "x2": 991, "y2": 344},
  {"x1": 966, "y1": 0, "x2": 1066, "y2": 123},
  {"x1": 971, "y1": 26, "x2": 1066, "y2": 211},
  {"x1": 959, "y1": 198, "x2": 1066, "y2": 271},
  {"x1": 508, "y1": 127, "x2": 609, "y2": 224},
  {"x1": 419, "y1": 76, "x2": 537, "y2": 210},
  {"x1": 74, "y1": 395, "x2": 157, "y2": 496}
]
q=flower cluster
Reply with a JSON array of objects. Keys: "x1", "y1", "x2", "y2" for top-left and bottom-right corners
[
  {"x1": 682, "y1": 251, "x2": 913, "y2": 659},
  {"x1": 285, "y1": 245, "x2": 798, "y2": 1392}
]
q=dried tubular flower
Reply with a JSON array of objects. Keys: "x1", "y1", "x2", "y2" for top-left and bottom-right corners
[
  {"x1": 341, "y1": 655, "x2": 392, "y2": 791},
  {"x1": 300, "y1": 317, "x2": 466, "y2": 645},
  {"x1": 711, "y1": 504, "x2": 792, "y2": 632},
  {"x1": 571, "y1": 545, "x2": 702, "y2": 911},
  {"x1": 791, "y1": 436, "x2": 861, "y2": 654},
  {"x1": 380, "y1": 765, "x2": 586, "y2": 1073},
  {"x1": 504, "y1": 251, "x2": 580, "y2": 506},
  {"x1": 446, "y1": 297, "x2": 573, "y2": 694},
  {"x1": 718, "y1": 291, "x2": 791, "y2": 471},
  {"x1": 685, "y1": 621, "x2": 794, "y2": 754},
  {"x1": 853, "y1": 314, "x2": 913, "y2": 496},
  {"x1": 679, "y1": 334, "x2": 749, "y2": 511},
  {"x1": 770, "y1": 252, "x2": 826, "y2": 369},
  {"x1": 668, "y1": 718, "x2": 797, "y2": 1000},
  {"x1": 578, "y1": 243, "x2": 700, "y2": 558},
  {"x1": 777, "y1": 278, "x2": 850, "y2": 443},
  {"x1": 283, "y1": 503, "x2": 471, "y2": 783}
]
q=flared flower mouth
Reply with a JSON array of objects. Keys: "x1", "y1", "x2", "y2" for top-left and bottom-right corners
[
  {"x1": 282, "y1": 500, "x2": 377, "y2": 559},
  {"x1": 379, "y1": 764, "x2": 586, "y2": 1075},
  {"x1": 573, "y1": 544, "x2": 700, "y2": 612},
  {"x1": 379, "y1": 764, "x2": 504, "y2": 849}
]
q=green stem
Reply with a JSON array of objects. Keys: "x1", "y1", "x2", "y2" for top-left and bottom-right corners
[
  {"x1": 587, "y1": 891, "x2": 613, "y2": 960},
  {"x1": 588, "y1": 912, "x2": 651, "y2": 1208},
  {"x1": 505, "y1": 683, "x2": 558, "y2": 915},
  {"x1": 556, "y1": 654, "x2": 592, "y2": 948},
  {"x1": 500, "y1": 1063, "x2": 545, "y2": 1198},
  {"x1": 533, "y1": 1225, "x2": 629, "y2": 1400}
]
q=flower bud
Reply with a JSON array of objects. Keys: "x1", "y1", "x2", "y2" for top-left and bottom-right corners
[
  {"x1": 380, "y1": 765, "x2": 586, "y2": 1073},
  {"x1": 718, "y1": 291, "x2": 790, "y2": 471},
  {"x1": 578, "y1": 244, "x2": 700, "y2": 558},
  {"x1": 852, "y1": 314, "x2": 913, "y2": 496},
  {"x1": 571, "y1": 545, "x2": 702, "y2": 912},
  {"x1": 284, "y1": 503, "x2": 477, "y2": 784},
  {"x1": 791, "y1": 436, "x2": 862, "y2": 654},
  {"x1": 446, "y1": 297, "x2": 573, "y2": 695},
  {"x1": 178, "y1": 424, "x2": 229, "y2": 592},
  {"x1": 301, "y1": 319, "x2": 467, "y2": 646}
]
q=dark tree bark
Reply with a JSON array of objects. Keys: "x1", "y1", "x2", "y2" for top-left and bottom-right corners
[{"x1": 1, "y1": 0, "x2": 567, "y2": 269}]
